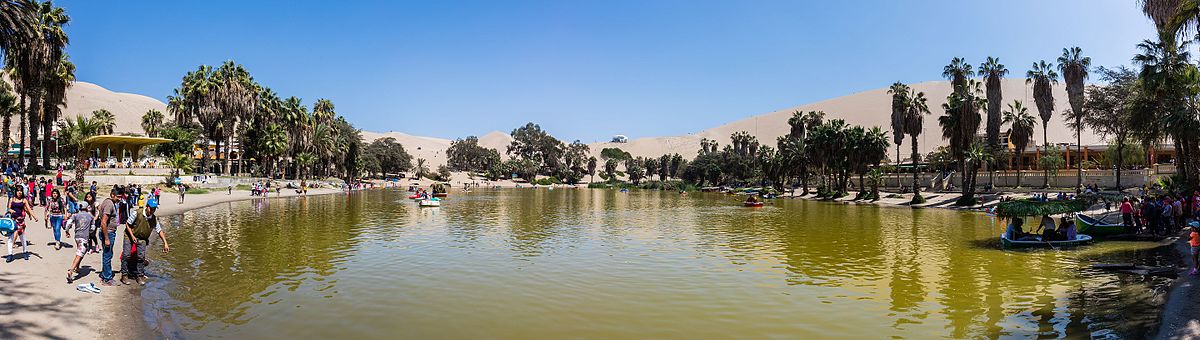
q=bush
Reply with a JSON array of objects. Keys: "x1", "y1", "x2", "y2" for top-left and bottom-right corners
[
  {"x1": 535, "y1": 177, "x2": 561, "y2": 186},
  {"x1": 587, "y1": 182, "x2": 610, "y2": 189},
  {"x1": 910, "y1": 194, "x2": 926, "y2": 204}
]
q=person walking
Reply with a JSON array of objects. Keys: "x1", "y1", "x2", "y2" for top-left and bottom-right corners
[
  {"x1": 45, "y1": 189, "x2": 66, "y2": 250},
  {"x1": 97, "y1": 188, "x2": 121, "y2": 286},
  {"x1": 65, "y1": 204, "x2": 95, "y2": 283},
  {"x1": 5, "y1": 190, "x2": 36, "y2": 261}
]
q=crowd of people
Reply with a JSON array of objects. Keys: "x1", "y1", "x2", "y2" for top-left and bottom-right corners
[
  {"x1": 0, "y1": 167, "x2": 170, "y2": 287},
  {"x1": 1117, "y1": 191, "x2": 1200, "y2": 236}
]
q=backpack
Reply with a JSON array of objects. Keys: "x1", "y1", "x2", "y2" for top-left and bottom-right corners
[{"x1": 131, "y1": 211, "x2": 156, "y2": 241}]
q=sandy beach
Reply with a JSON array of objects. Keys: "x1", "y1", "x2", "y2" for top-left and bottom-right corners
[{"x1": 0, "y1": 185, "x2": 346, "y2": 339}]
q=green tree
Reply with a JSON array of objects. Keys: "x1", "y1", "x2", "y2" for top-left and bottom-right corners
[
  {"x1": 978, "y1": 57, "x2": 1008, "y2": 186},
  {"x1": 939, "y1": 78, "x2": 985, "y2": 204},
  {"x1": 1003, "y1": 100, "x2": 1037, "y2": 188},
  {"x1": 55, "y1": 115, "x2": 98, "y2": 183},
  {"x1": 586, "y1": 156, "x2": 597, "y2": 183},
  {"x1": 888, "y1": 82, "x2": 910, "y2": 165},
  {"x1": 1026, "y1": 60, "x2": 1058, "y2": 188},
  {"x1": 1058, "y1": 47, "x2": 1091, "y2": 191},
  {"x1": 90, "y1": 109, "x2": 115, "y2": 135},
  {"x1": 904, "y1": 90, "x2": 929, "y2": 202},
  {"x1": 141, "y1": 109, "x2": 165, "y2": 138},
  {"x1": 1083, "y1": 67, "x2": 1139, "y2": 189}
]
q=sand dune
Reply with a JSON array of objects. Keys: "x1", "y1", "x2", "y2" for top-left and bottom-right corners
[
  {"x1": 41, "y1": 78, "x2": 1086, "y2": 168},
  {"x1": 594, "y1": 78, "x2": 1087, "y2": 161}
]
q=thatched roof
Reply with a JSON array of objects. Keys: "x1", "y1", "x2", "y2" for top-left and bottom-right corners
[{"x1": 995, "y1": 199, "x2": 1090, "y2": 217}]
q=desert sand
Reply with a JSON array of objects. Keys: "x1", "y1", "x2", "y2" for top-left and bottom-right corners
[{"x1": 36, "y1": 78, "x2": 1082, "y2": 170}]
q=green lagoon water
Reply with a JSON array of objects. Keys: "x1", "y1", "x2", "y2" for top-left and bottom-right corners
[{"x1": 142, "y1": 189, "x2": 1176, "y2": 339}]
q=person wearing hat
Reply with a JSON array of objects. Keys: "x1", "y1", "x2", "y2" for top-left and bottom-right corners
[{"x1": 122, "y1": 197, "x2": 169, "y2": 285}]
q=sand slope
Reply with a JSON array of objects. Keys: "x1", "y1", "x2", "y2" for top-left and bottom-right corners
[
  {"x1": 592, "y1": 78, "x2": 1086, "y2": 161},
  {"x1": 35, "y1": 78, "x2": 1084, "y2": 167}
]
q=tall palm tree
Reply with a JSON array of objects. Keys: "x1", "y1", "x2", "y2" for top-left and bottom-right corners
[
  {"x1": 1004, "y1": 101, "x2": 1037, "y2": 188},
  {"x1": 40, "y1": 54, "x2": 72, "y2": 166},
  {"x1": 312, "y1": 98, "x2": 335, "y2": 125},
  {"x1": 1026, "y1": 60, "x2": 1058, "y2": 187},
  {"x1": 888, "y1": 82, "x2": 910, "y2": 166},
  {"x1": 141, "y1": 109, "x2": 164, "y2": 138},
  {"x1": 977, "y1": 57, "x2": 1008, "y2": 186},
  {"x1": 904, "y1": 90, "x2": 929, "y2": 202},
  {"x1": 0, "y1": 79, "x2": 16, "y2": 149},
  {"x1": 24, "y1": 1, "x2": 69, "y2": 168},
  {"x1": 90, "y1": 109, "x2": 114, "y2": 134},
  {"x1": 55, "y1": 115, "x2": 98, "y2": 183},
  {"x1": 943, "y1": 57, "x2": 973, "y2": 91},
  {"x1": 1058, "y1": 47, "x2": 1091, "y2": 191}
]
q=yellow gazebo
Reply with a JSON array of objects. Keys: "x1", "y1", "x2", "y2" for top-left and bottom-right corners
[{"x1": 82, "y1": 135, "x2": 172, "y2": 161}]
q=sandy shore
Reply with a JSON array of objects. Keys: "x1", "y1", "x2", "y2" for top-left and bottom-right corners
[{"x1": 0, "y1": 185, "x2": 347, "y2": 339}]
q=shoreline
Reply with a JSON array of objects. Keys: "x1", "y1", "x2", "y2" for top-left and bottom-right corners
[
  {"x1": 0, "y1": 182, "x2": 357, "y2": 339},
  {"x1": 10, "y1": 184, "x2": 1191, "y2": 338}
]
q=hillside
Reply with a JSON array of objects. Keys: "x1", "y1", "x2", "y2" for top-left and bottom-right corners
[{"x1": 32, "y1": 78, "x2": 1085, "y2": 167}]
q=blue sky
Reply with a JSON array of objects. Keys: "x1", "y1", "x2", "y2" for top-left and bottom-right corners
[{"x1": 63, "y1": 0, "x2": 1155, "y2": 142}]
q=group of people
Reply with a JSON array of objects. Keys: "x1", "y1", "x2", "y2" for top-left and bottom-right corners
[
  {"x1": 1, "y1": 174, "x2": 170, "y2": 287},
  {"x1": 248, "y1": 181, "x2": 277, "y2": 196},
  {"x1": 1005, "y1": 215, "x2": 1079, "y2": 242},
  {"x1": 1117, "y1": 192, "x2": 1200, "y2": 236}
]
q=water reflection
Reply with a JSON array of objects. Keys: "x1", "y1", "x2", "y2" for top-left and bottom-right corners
[{"x1": 144, "y1": 189, "x2": 1172, "y2": 338}]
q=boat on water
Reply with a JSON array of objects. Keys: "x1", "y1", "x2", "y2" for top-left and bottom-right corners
[
  {"x1": 744, "y1": 201, "x2": 764, "y2": 207},
  {"x1": 1000, "y1": 234, "x2": 1093, "y2": 249},
  {"x1": 432, "y1": 193, "x2": 448, "y2": 198},
  {"x1": 418, "y1": 199, "x2": 441, "y2": 207},
  {"x1": 1075, "y1": 213, "x2": 1128, "y2": 237}
]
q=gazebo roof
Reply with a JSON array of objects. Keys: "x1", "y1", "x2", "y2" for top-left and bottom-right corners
[{"x1": 83, "y1": 135, "x2": 172, "y2": 150}]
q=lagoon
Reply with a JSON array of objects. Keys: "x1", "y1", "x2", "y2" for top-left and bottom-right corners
[{"x1": 144, "y1": 189, "x2": 1173, "y2": 338}]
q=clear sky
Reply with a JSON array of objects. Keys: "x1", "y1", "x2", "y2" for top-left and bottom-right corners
[{"x1": 62, "y1": 0, "x2": 1155, "y2": 142}]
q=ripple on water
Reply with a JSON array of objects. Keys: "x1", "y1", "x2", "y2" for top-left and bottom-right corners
[{"x1": 141, "y1": 190, "x2": 1176, "y2": 338}]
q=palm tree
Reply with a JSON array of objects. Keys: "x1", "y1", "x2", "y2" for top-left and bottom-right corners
[
  {"x1": 40, "y1": 54, "x2": 72, "y2": 167},
  {"x1": 141, "y1": 109, "x2": 165, "y2": 138},
  {"x1": 1058, "y1": 47, "x2": 1091, "y2": 191},
  {"x1": 888, "y1": 82, "x2": 910, "y2": 166},
  {"x1": 55, "y1": 115, "x2": 98, "y2": 183},
  {"x1": 166, "y1": 152, "x2": 193, "y2": 182},
  {"x1": 1003, "y1": 101, "x2": 1037, "y2": 188},
  {"x1": 939, "y1": 79, "x2": 985, "y2": 204},
  {"x1": 978, "y1": 57, "x2": 1008, "y2": 186},
  {"x1": 415, "y1": 158, "x2": 428, "y2": 180},
  {"x1": 1026, "y1": 60, "x2": 1058, "y2": 187},
  {"x1": 295, "y1": 152, "x2": 316, "y2": 180},
  {"x1": 904, "y1": 90, "x2": 929, "y2": 202},
  {"x1": 587, "y1": 156, "x2": 597, "y2": 183},
  {"x1": 24, "y1": 1, "x2": 69, "y2": 168},
  {"x1": 312, "y1": 98, "x2": 335, "y2": 124},
  {"x1": 0, "y1": 79, "x2": 16, "y2": 149},
  {"x1": 259, "y1": 123, "x2": 288, "y2": 179},
  {"x1": 90, "y1": 109, "x2": 115, "y2": 135},
  {"x1": 942, "y1": 57, "x2": 973, "y2": 90}
]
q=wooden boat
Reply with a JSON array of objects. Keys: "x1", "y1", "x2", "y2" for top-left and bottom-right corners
[
  {"x1": 418, "y1": 199, "x2": 441, "y2": 207},
  {"x1": 1000, "y1": 234, "x2": 1093, "y2": 249},
  {"x1": 744, "y1": 201, "x2": 764, "y2": 207},
  {"x1": 432, "y1": 193, "x2": 448, "y2": 198},
  {"x1": 1075, "y1": 213, "x2": 1128, "y2": 237}
]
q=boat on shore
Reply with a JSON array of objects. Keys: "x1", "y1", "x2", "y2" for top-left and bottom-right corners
[
  {"x1": 1075, "y1": 213, "x2": 1128, "y2": 237},
  {"x1": 1000, "y1": 234, "x2": 1093, "y2": 249}
]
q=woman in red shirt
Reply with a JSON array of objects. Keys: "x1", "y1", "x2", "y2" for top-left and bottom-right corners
[
  {"x1": 1120, "y1": 197, "x2": 1134, "y2": 232},
  {"x1": 1191, "y1": 226, "x2": 1200, "y2": 275}
]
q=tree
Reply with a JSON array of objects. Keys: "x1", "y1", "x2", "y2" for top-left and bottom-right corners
[
  {"x1": 141, "y1": 109, "x2": 165, "y2": 138},
  {"x1": 625, "y1": 157, "x2": 646, "y2": 185},
  {"x1": 1026, "y1": 60, "x2": 1058, "y2": 187},
  {"x1": 364, "y1": 137, "x2": 413, "y2": 177},
  {"x1": 414, "y1": 158, "x2": 428, "y2": 180},
  {"x1": 0, "y1": 79, "x2": 16, "y2": 148},
  {"x1": 888, "y1": 82, "x2": 910, "y2": 166},
  {"x1": 446, "y1": 136, "x2": 497, "y2": 172},
  {"x1": 55, "y1": 115, "x2": 98, "y2": 183},
  {"x1": 1058, "y1": 47, "x2": 1091, "y2": 191},
  {"x1": 587, "y1": 156, "x2": 597, "y2": 183},
  {"x1": 1083, "y1": 67, "x2": 1139, "y2": 189},
  {"x1": 155, "y1": 124, "x2": 197, "y2": 158},
  {"x1": 904, "y1": 90, "x2": 929, "y2": 202},
  {"x1": 507, "y1": 122, "x2": 565, "y2": 175},
  {"x1": 978, "y1": 57, "x2": 1008, "y2": 186},
  {"x1": 166, "y1": 152, "x2": 193, "y2": 181},
  {"x1": 257, "y1": 123, "x2": 288, "y2": 179},
  {"x1": 939, "y1": 79, "x2": 985, "y2": 204},
  {"x1": 295, "y1": 152, "x2": 316, "y2": 180},
  {"x1": 1039, "y1": 145, "x2": 1065, "y2": 180},
  {"x1": 41, "y1": 54, "x2": 72, "y2": 167},
  {"x1": 644, "y1": 157, "x2": 659, "y2": 182},
  {"x1": 604, "y1": 158, "x2": 618, "y2": 183},
  {"x1": 1003, "y1": 100, "x2": 1037, "y2": 188},
  {"x1": 600, "y1": 147, "x2": 631, "y2": 161},
  {"x1": 90, "y1": 109, "x2": 115, "y2": 135}
]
